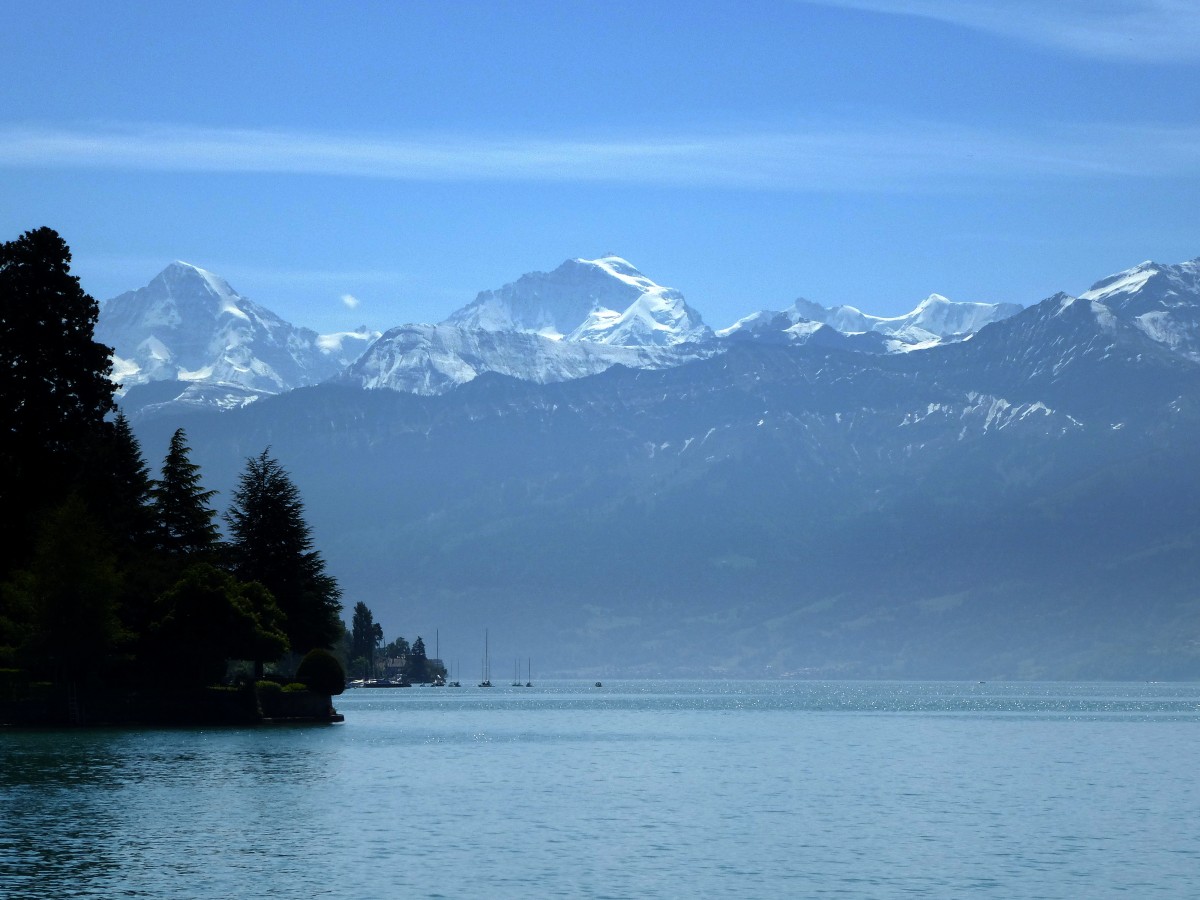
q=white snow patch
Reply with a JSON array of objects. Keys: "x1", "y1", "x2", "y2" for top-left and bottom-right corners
[
  {"x1": 178, "y1": 365, "x2": 215, "y2": 382},
  {"x1": 1079, "y1": 264, "x2": 1155, "y2": 302}
]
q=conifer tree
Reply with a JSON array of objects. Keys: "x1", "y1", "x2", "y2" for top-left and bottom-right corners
[
  {"x1": 408, "y1": 635, "x2": 429, "y2": 683},
  {"x1": 0, "y1": 227, "x2": 115, "y2": 576},
  {"x1": 226, "y1": 449, "x2": 342, "y2": 654},
  {"x1": 84, "y1": 413, "x2": 157, "y2": 556},
  {"x1": 350, "y1": 601, "x2": 376, "y2": 665},
  {"x1": 151, "y1": 428, "x2": 220, "y2": 558}
]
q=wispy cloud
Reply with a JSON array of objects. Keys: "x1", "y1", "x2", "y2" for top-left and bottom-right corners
[
  {"x1": 799, "y1": 0, "x2": 1200, "y2": 63},
  {"x1": 1, "y1": 120, "x2": 1198, "y2": 191},
  {"x1": 341, "y1": 293, "x2": 360, "y2": 309}
]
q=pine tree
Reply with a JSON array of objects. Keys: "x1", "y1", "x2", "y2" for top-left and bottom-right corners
[
  {"x1": 84, "y1": 413, "x2": 156, "y2": 555},
  {"x1": 408, "y1": 635, "x2": 429, "y2": 683},
  {"x1": 226, "y1": 449, "x2": 342, "y2": 654},
  {"x1": 0, "y1": 227, "x2": 116, "y2": 576},
  {"x1": 151, "y1": 429, "x2": 220, "y2": 558},
  {"x1": 350, "y1": 601, "x2": 377, "y2": 675}
]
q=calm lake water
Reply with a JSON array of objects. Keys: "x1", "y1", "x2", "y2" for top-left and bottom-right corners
[{"x1": 3, "y1": 680, "x2": 1199, "y2": 898}]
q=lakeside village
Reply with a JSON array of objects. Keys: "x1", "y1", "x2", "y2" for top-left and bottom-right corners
[
  {"x1": 346, "y1": 601, "x2": 449, "y2": 689},
  {"x1": 0, "y1": 227, "x2": 441, "y2": 727}
]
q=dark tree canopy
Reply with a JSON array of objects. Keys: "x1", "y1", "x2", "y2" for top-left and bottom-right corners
[
  {"x1": 151, "y1": 429, "x2": 220, "y2": 558},
  {"x1": 0, "y1": 227, "x2": 116, "y2": 573},
  {"x1": 226, "y1": 449, "x2": 342, "y2": 653},
  {"x1": 150, "y1": 563, "x2": 288, "y2": 686},
  {"x1": 296, "y1": 648, "x2": 346, "y2": 695},
  {"x1": 408, "y1": 635, "x2": 429, "y2": 682},
  {"x1": 350, "y1": 601, "x2": 384, "y2": 678},
  {"x1": 350, "y1": 601, "x2": 376, "y2": 663},
  {"x1": 85, "y1": 413, "x2": 157, "y2": 556},
  {"x1": 14, "y1": 496, "x2": 125, "y2": 679}
]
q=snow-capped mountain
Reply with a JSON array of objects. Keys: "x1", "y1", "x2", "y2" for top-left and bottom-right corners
[
  {"x1": 105, "y1": 253, "x2": 1200, "y2": 415},
  {"x1": 718, "y1": 293, "x2": 1022, "y2": 349},
  {"x1": 342, "y1": 255, "x2": 716, "y2": 394},
  {"x1": 1074, "y1": 258, "x2": 1200, "y2": 362},
  {"x1": 97, "y1": 261, "x2": 379, "y2": 408},
  {"x1": 444, "y1": 255, "x2": 712, "y2": 346},
  {"x1": 343, "y1": 323, "x2": 707, "y2": 396}
]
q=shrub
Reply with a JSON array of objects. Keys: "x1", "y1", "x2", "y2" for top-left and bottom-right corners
[
  {"x1": 256, "y1": 680, "x2": 282, "y2": 696},
  {"x1": 282, "y1": 682, "x2": 307, "y2": 693},
  {"x1": 295, "y1": 648, "x2": 346, "y2": 695}
]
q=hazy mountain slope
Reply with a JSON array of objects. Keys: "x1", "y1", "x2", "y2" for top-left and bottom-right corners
[
  {"x1": 131, "y1": 275, "x2": 1200, "y2": 679},
  {"x1": 121, "y1": 252, "x2": 1200, "y2": 679}
]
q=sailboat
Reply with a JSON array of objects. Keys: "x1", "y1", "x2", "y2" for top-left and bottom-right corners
[
  {"x1": 511, "y1": 658, "x2": 521, "y2": 687},
  {"x1": 478, "y1": 630, "x2": 492, "y2": 687},
  {"x1": 525, "y1": 657, "x2": 532, "y2": 688}
]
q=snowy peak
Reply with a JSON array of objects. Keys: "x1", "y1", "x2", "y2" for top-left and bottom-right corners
[
  {"x1": 98, "y1": 262, "x2": 373, "y2": 403},
  {"x1": 1078, "y1": 261, "x2": 1160, "y2": 304},
  {"x1": 443, "y1": 255, "x2": 711, "y2": 347},
  {"x1": 1079, "y1": 258, "x2": 1200, "y2": 308},
  {"x1": 1075, "y1": 257, "x2": 1200, "y2": 362},
  {"x1": 719, "y1": 292, "x2": 1021, "y2": 350},
  {"x1": 903, "y1": 293, "x2": 1024, "y2": 339},
  {"x1": 157, "y1": 259, "x2": 238, "y2": 300}
]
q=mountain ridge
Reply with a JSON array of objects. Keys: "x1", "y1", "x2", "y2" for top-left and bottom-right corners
[
  {"x1": 101, "y1": 253, "x2": 1041, "y2": 407},
  {"x1": 124, "y1": 258, "x2": 1200, "y2": 678}
]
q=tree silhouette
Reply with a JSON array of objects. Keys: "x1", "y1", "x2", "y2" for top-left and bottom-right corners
[
  {"x1": 151, "y1": 429, "x2": 220, "y2": 558},
  {"x1": 86, "y1": 413, "x2": 157, "y2": 556},
  {"x1": 350, "y1": 601, "x2": 382, "y2": 678},
  {"x1": 0, "y1": 227, "x2": 115, "y2": 576},
  {"x1": 226, "y1": 449, "x2": 342, "y2": 654},
  {"x1": 150, "y1": 563, "x2": 288, "y2": 686}
]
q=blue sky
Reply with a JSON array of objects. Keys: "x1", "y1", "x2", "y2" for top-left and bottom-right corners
[{"x1": 2, "y1": 0, "x2": 1198, "y2": 332}]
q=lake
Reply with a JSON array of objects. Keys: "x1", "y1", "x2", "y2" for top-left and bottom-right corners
[{"x1": 3, "y1": 680, "x2": 1199, "y2": 898}]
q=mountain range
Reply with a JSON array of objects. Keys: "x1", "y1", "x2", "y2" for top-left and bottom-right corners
[
  {"x1": 105, "y1": 253, "x2": 1200, "y2": 679},
  {"x1": 102, "y1": 254, "x2": 1022, "y2": 409}
]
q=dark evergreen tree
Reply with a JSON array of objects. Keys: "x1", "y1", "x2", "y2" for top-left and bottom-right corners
[
  {"x1": 225, "y1": 449, "x2": 342, "y2": 654},
  {"x1": 0, "y1": 227, "x2": 115, "y2": 576},
  {"x1": 407, "y1": 635, "x2": 429, "y2": 683},
  {"x1": 350, "y1": 601, "x2": 377, "y2": 674},
  {"x1": 151, "y1": 429, "x2": 220, "y2": 558},
  {"x1": 85, "y1": 413, "x2": 157, "y2": 555}
]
